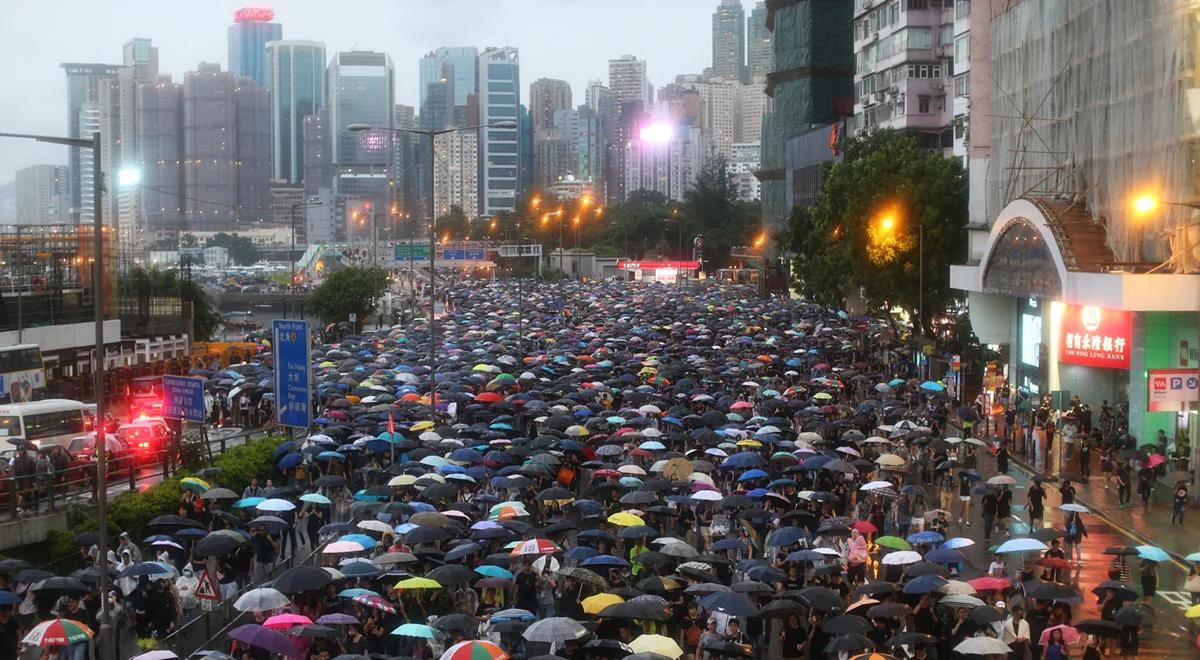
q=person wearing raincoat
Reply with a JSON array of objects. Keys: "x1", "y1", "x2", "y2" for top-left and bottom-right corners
[{"x1": 175, "y1": 565, "x2": 199, "y2": 622}]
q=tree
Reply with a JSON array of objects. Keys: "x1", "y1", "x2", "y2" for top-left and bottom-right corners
[
  {"x1": 121, "y1": 267, "x2": 220, "y2": 341},
  {"x1": 307, "y1": 267, "x2": 390, "y2": 332},
  {"x1": 205, "y1": 232, "x2": 260, "y2": 266},
  {"x1": 785, "y1": 129, "x2": 967, "y2": 333},
  {"x1": 436, "y1": 206, "x2": 470, "y2": 242},
  {"x1": 682, "y1": 155, "x2": 760, "y2": 271}
]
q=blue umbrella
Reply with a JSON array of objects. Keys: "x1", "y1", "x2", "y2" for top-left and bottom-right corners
[
  {"x1": 1136, "y1": 545, "x2": 1171, "y2": 562},
  {"x1": 907, "y1": 531, "x2": 945, "y2": 545},
  {"x1": 902, "y1": 574, "x2": 947, "y2": 594},
  {"x1": 277, "y1": 453, "x2": 303, "y2": 470},
  {"x1": 580, "y1": 554, "x2": 629, "y2": 568},
  {"x1": 720, "y1": 452, "x2": 767, "y2": 470},
  {"x1": 785, "y1": 550, "x2": 825, "y2": 563},
  {"x1": 712, "y1": 539, "x2": 747, "y2": 552},
  {"x1": 338, "y1": 534, "x2": 377, "y2": 550},
  {"x1": 300, "y1": 493, "x2": 331, "y2": 505},
  {"x1": 737, "y1": 469, "x2": 769, "y2": 482},
  {"x1": 919, "y1": 381, "x2": 944, "y2": 392},
  {"x1": 474, "y1": 565, "x2": 514, "y2": 579},
  {"x1": 0, "y1": 591, "x2": 20, "y2": 606},
  {"x1": 766, "y1": 527, "x2": 808, "y2": 548},
  {"x1": 317, "y1": 451, "x2": 346, "y2": 461},
  {"x1": 924, "y1": 547, "x2": 965, "y2": 564},
  {"x1": 233, "y1": 497, "x2": 265, "y2": 509}
]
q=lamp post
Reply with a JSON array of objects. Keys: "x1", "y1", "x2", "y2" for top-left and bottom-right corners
[
  {"x1": 0, "y1": 130, "x2": 112, "y2": 660},
  {"x1": 348, "y1": 120, "x2": 517, "y2": 403}
]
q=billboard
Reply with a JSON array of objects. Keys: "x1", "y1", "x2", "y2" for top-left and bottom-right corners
[
  {"x1": 1148, "y1": 368, "x2": 1200, "y2": 412},
  {"x1": 1059, "y1": 304, "x2": 1132, "y2": 369}
]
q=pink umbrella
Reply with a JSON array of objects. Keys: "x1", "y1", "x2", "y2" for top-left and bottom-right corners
[
  {"x1": 323, "y1": 541, "x2": 365, "y2": 554},
  {"x1": 968, "y1": 577, "x2": 1011, "y2": 592},
  {"x1": 1039, "y1": 624, "x2": 1081, "y2": 645},
  {"x1": 730, "y1": 401, "x2": 753, "y2": 410},
  {"x1": 1147, "y1": 454, "x2": 1166, "y2": 468},
  {"x1": 263, "y1": 613, "x2": 312, "y2": 630}
]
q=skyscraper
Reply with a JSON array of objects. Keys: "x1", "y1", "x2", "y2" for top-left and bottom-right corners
[
  {"x1": 100, "y1": 38, "x2": 160, "y2": 252},
  {"x1": 712, "y1": 0, "x2": 746, "y2": 83},
  {"x1": 433, "y1": 131, "x2": 479, "y2": 219},
  {"x1": 328, "y1": 51, "x2": 395, "y2": 210},
  {"x1": 267, "y1": 40, "x2": 327, "y2": 184},
  {"x1": 586, "y1": 80, "x2": 613, "y2": 202},
  {"x1": 182, "y1": 63, "x2": 271, "y2": 232},
  {"x1": 607, "y1": 56, "x2": 651, "y2": 202},
  {"x1": 62, "y1": 62, "x2": 120, "y2": 222},
  {"x1": 676, "y1": 74, "x2": 737, "y2": 161},
  {"x1": 78, "y1": 101, "x2": 102, "y2": 224},
  {"x1": 608, "y1": 55, "x2": 651, "y2": 108},
  {"x1": 477, "y1": 47, "x2": 521, "y2": 215},
  {"x1": 419, "y1": 47, "x2": 479, "y2": 108},
  {"x1": 530, "y1": 78, "x2": 572, "y2": 137},
  {"x1": 228, "y1": 7, "x2": 281, "y2": 88},
  {"x1": 136, "y1": 77, "x2": 184, "y2": 243},
  {"x1": 747, "y1": 2, "x2": 773, "y2": 81},
  {"x1": 15, "y1": 165, "x2": 70, "y2": 225},
  {"x1": 301, "y1": 110, "x2": 330, "y2": 198}
]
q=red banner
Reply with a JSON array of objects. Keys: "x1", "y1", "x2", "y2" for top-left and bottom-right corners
[
  {"x1": 1059, "y1": 304, "x2": 1131, "y2": 369},
  {"x1": 617, "y1": 260, "x2": 700, "y2": 271}
]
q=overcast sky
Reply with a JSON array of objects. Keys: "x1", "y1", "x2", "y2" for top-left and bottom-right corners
[{"x1": 0, "y1": 0, "x2": 756, "y2": 184}]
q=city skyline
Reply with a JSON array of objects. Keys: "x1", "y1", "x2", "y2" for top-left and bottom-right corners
[{"x1": 0, "y1": 0, "x2": 760, "y2": 185}]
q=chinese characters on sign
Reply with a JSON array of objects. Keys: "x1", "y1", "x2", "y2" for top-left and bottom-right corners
[
  {"x1": 163, "y1": 375, "x2": 207, "y2": 423},
  {"x1": 273, "y1": 319, "x2": 312, "y2": 429},
  {"x1": 1058, "y1": 304, "x2": 1132, "y2": 369},
  {"x1": 1147, "y1": 368, "x2": 1200, "y2": 412}
]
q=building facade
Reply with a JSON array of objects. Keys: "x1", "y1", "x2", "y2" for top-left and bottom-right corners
[
  {"x1": 530, "y1": 78, "x2": 572, "y2": 138},
  {"x1": 433, "y1": 130, "x2": 479, "y2": 219},
  {"x1": 328, "y1": 51, "x2": 395, "y2": 212},
  {"x1": 227, "y1": 7, "x2": 282, "y2": 88},
  {"x1": 267, "y1": 40, "x2": 327, "y2": 184},
  {"x1": 712, "y1": 0, "x2": 747, "y2": 83},
  {"x1": 477, "y1": 47, "x2": 521, "y2": 215},
  {"x1": 15, "y1": 165, "x2": 70, "y2": 225},
  {"x1": 61, "y1": 63, "x2": 120, "y2": 222},
  {"x1": 135, "y1": 77, "x2": 185, "y2": 246},
  {"x1": 728, "y1": 142, "x2": 761, "y2": 202},
  {"x1": 419, "y1": 47, "x2": 479, "y2": 109},
  {"x1": 748, "y1": 2, "x2": 773, "y2": 81}
]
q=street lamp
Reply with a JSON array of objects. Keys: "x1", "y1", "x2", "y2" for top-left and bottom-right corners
[
  {"x1": 639, "y1": 122, "x2": 675, "y2": 201},
  {"x1": 348, "y1": 120, "x2": 517, "y2": 402},
  {"x1": 874, "y1": 207, "x2": 925, "y2": 377},
  {"x1": 0, "y1": 129, "x2": 113, "y2": 660}
]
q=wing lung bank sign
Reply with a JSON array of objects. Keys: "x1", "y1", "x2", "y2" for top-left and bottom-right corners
[{"x1": 1058, "y1": 304, "x2": 1132, "y2": 369}]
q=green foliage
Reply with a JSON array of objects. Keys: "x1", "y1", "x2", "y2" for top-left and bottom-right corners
[
  {"x1": 682, "y1": 155, "x2": 761, "y2": 271},
  {"x1": 205, "y1": 232, "x2": 261, "y2": 266},
  {"x1": 109, "y1": 478, "x2": 183, "y2": 540},
  {"x1": 785, "y1": 129, "x2": 968, "y2": 331},
  {"x1": 121, "y1": 267, "x2": 220, "y2": 341},
  {"x1": 436, "y1": 206, "x2": 470, "y2": 241},
  {"x1": 210, "y1": 435, "x2": 281, "y2": 496},
  {"x1": 308, "y1": 266, "x2": 391, "y2": 333}
]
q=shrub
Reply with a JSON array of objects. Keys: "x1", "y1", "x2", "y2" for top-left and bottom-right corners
[{"x1": 211, "y1": 435, "x2": 282, "y2": 495}]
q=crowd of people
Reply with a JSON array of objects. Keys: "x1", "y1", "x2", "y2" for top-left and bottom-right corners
[{"x1": 0, "y1": 280, "x2": 1191, "y2": 660}]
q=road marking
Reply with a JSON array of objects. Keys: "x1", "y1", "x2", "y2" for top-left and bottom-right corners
[{"x1": 1158, "y1": 590, "x2": 1195, "y2": 612}]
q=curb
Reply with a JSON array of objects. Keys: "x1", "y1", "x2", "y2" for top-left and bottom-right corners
[{"x1": 1008, "y1": 455, "x2": 1190, "y2": 570}]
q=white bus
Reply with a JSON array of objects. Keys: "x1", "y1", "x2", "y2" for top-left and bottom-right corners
[
  {"x1": 0, "y1": 345, "x2": 46, "y2": 404},
  {"x1": 0, "y1": 399, "x2": 88, "y2": 448}
]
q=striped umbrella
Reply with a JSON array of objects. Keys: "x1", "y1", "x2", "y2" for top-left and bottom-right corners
[
  {"x1": 509, "y1": 538, "x2": 559, "y2": 556},
  {"x1": 22, "y1": 619, "x2": 94, "y2": 647},
  {"x1": 352, "y1": 593, "x2": 397, "y2": 613},
  {"x1": 440, "y1": 640, "x2": 508, "y2": 660}
]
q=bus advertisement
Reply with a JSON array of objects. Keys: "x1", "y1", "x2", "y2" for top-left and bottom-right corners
[{"x1": 0, "y1": 345, "x2": 46, "y2": 404}]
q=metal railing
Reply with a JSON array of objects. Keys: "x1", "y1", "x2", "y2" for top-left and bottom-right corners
[{"x1": 0, "y1": 427, "x2": 276, "y2": 522}]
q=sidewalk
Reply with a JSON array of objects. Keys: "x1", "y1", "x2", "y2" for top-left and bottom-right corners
[{"x1": 1008, "y1": 454, "x2": 1200, "y2": 566}]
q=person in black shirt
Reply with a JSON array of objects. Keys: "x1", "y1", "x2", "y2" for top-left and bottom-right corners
[
  {"x1": 514, "y1": 560, "x2": 539, "y2": 613},
  {"x1": 807, "y1": 612, "x2": 832, "y2": 660},
  {"x1": 1137, "y1": 464, "x2": 1155, "y2": 507},
  {"x1": 251, "y1": 526, "x2": 277, "y2": 581},
  {"x1": 980, "y1": 490, "x2": 998, "y2": 542},
  {"x1": 1116, "y1": 461, "x2": 1133, "y2": 507},
  {"x1": 779, "y1": 612, "x2": 805, "y2": 660},
  {"x1": 1027, "y1": 478, "x2": 1045, "y2": 529},
  {"x1": 0, "y1": 605, "x2": 17, "y2": 660}
]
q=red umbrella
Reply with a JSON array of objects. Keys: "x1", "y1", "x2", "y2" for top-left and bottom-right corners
[
  {"x1": 967, "y1": 577, "x2": 1010, "y2": 591},
  {"x1": 851, "y1": 520, "x2": 878, "y2": 534},
  {"x1": 475, "y1": 392, "x2": 503, "y2": 404},
  {"x1": 1037, "y1": 557, "x2": 1071, "y2": 570}
]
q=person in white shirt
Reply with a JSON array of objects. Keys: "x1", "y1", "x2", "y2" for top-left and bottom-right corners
[
  {"x1": 988, "y1": 554, "x2": 1007, "y2": 578},
  {"x1": 1001, "y1": 604, "x2": 1030, "y2": 659}
]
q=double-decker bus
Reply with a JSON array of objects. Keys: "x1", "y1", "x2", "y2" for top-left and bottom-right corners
[{"x1": 0, "y1": 345, "x2": 45, "y2": 404}]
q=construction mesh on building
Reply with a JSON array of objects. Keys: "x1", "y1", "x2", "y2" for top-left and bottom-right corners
[{"x1": 986, "y1": 0, "x2": 1195, "y2": 263}]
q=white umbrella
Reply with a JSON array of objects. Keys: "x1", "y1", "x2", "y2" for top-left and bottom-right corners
[
  {"x1": 691, "y1": 490, "x2": 722, "y2": 502},
  {"x1": 256, "y1": 498, "x2": 296, "y2": 512},
  {"x1": 859, "y1": 480, "x2": 894, "y2": 492},
  {"x1": 357, "y1": 520, "x2": 393, "y2": 534},
  {"x1": 954, "y1": 637, "x2": 1012, "y2": 655},
  {"x1": 532, "y1": 555, "x2": 560, "y2": 573},
  {"x1": 1060, "y1": 503, "x2": 1089, "y2": 513},
  {"x1": 963, "y1": 437, "x2": 989, "y2": 447},
  {"x1": 234, "y1": 587, "x2": 291, "y2": 612},
  {"x1": 522, "y1": 617, "x2": 588, "y2": 644},
  {"x1": 995, "y1": 538, "x2": 1047, "y2": 554},
  {"x1": 938, "y1": 580, "x2": 977, "y2": 596},
  {"x1": 940, "y1": 594, "x2": 986, "y2": 608},
  {"x1": 881, "y1": 551, "x2": 922, "y2": 565},
  {"x1": 986, "y1": 475, "x2": 1017, "y2": 486},
  {"x1": 131, "y1": 652, "x2": 178, "y2": 660}
]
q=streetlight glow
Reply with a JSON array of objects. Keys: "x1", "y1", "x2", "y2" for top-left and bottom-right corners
[
  {"x1": 1133, "y1": 193, "x2": 1158, "y2": 216},
  {"x1": 879, "y1": 214, "x2": 896, "y2": 232},
  {"x1": 118, "y1": 167, "x2": 141, "y2": 187},
  {"x1": 639, "y1": 122, "x2": 674, "y2": 145}
]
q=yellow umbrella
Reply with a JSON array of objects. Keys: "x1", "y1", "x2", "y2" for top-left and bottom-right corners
[
  {"x1": 607, "y1": 512, "x2": 645, "y2": 527},
  {"x1": 736, "y1": 439, "x2": 763, "y2": 448},
  {"x1": 581, "y1": 593, "x2": 624, "y2": 614},
  {"x1": 630, "y1": 634, "x2": 684, "y2": 659},
  {"x1": 410, "y1": 421, "x2": 435, "y2": 432},
  {"x1": 1187, "y1": 603, "x2": 1200, "y2": 619},
  {"x1": 395, "y1": 577, "x2": 441, "y2": 590}
]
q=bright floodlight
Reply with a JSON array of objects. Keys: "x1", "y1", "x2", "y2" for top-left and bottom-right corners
[
  {"x1": 640, "y1": 123, "x2": 674, "y2": 145},
  {"x1": 118, "y1": 168, "x2": 141, "y2": 187}
]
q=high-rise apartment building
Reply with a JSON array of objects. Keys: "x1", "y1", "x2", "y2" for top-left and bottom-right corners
[
  {"x1": 301, "y1": 110, "x2": 330, "y2": 198},
  {"x1": 136, "y1": 77, "x2": 184, "y2": 244},
  {"x1": 62, "y1": 63, "x2": 120, "y2": 222},
  {"x1": 182, "y1": 63, "x2": 271, "y2": 232},
  {"x1": 228, "y1": 7, "x2": 281, "y2": 88},
  {"x1": 530, "y1": 79, "x2": 572, "y2": 137},
  {"x1": 736, "y1": 79, "x2": 770, "y2": 143},
  {"x1": 676, "y1": 74, "x2": 737, "y2": 161},
  {"x1": 712, "y1": 0, "x2": 747, "y2": 83},
  {"x1": 328, "y1": 51, "x2": 395, "y2": 210},
  {"x1": 623, "y1": 125, "x2": 706, "y2": 203},
  {"x1": 433, "y1": 131, "x2": 479, "y2": 218},
  {"x1": 747, "y1": 2, "x2": 773, "y2": 81},
  {"x1": 950, "y1": 0, "x2": 970, "y2": 164},
  {"x1": 852, "y1": 0, "x2": 955, "y2": 152},
  {"x1": 78, "y1": 101, "x2": 102, "y2": 224},
  {"x1": 585, "y1": 80, "x2": 614, "y2": 202},
  {"x1": 608, "y1": 55, "x2": 652, "y2": 202},
  {"x1": 477, "y1": 47, "x2": 521, "y2": 215},
  {"x1": 392, "y1": 104, "x2": 419, "y2": 220},
  {"x1": 608, "y1": 55, "x2": 651, "y2": 108},
  {"x1": 15, "y1": 165, "x2": 70, "y2": 225},
  {"x1": 266, "y1": 40, "x2": 327, "y2": 184},
  {"x1": 728, "y1": 142, "x2": 761, "y2": 201}
]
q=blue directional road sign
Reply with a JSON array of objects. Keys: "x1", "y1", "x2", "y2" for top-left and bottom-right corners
[
  {"x1": 163, "y1": 375, "x2": 207, "y2": 423},
  {"x1": 273, "y1": 319, "x2": 312, "y2": 429}
]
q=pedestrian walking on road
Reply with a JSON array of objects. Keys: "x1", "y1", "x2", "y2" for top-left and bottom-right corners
[
  {"x1": 1137, "y1": 463, "x2": 1155, "y2": 507},
  {"x1": 1172, "y1": 482, "x2": 1188, "y2": 526},
  {"x1": 1028, "y1": 477, "x2": 1046, "y2": 530},
  {"x1": 1064, "y1": 511, "x2": 1087, "y2": 565},
  {"x1": 1116, "y1": 460, "x2": 1132, "y2": 507},
  {"x1": 1139, "y1": 558, "x2": 1158, "y2": 605}
]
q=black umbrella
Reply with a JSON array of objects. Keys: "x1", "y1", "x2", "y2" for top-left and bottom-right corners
[
  {"x1": 699, "y1": 592, "x2": 760, "y2": 617},
  {"x1": 405, "y1": 526, "x2": 451, "y2": 544},
  {"x1": 272, "y1": 566, "x2": 332, "y2": 594},
  {"x1": 758, "y1": 598, "x2": 803, "y2": 618},
  {"x1": 824, "y1": 615, "x2": 871, "y2": 635},
  {"x1": 865, "y1": 602, "x2": 908, "y2": 620},
  {"x1": 32, "y1": 577, "x2": 89, "y2": 598},
  {"x1": 582, "y1": 639, "x2": 634, "y2": 658},
  {"x1": 699, "y1": 640, "x2": 754, "y2": 658},
  {"x1": 193, "y1": 533, "x2": 247, "y2": 558},
  {"x1": 1074, "y1": 619, "x2": 1123, "y2": 638},
  {"x1": 147, "y1": 514, "x2": 205, "y2": 531},
  {"x1": 968, "y1": 606, "x2": 1005, "y2": 625},
  {"x1": 427, "y1": 564, "x2": 476, "y2": 587},
  {"x1": 799, "y1": 587, "x2": 845, "y2": 614},
  {"x1": 598, "y1": 601, "x2": 668, "y2": 621},
  {"x1": 1026, "y1": 582, "x2": 1081, "y2": 602},
  {"x1": 824, "y1": 634, "x2": 875, "y2": 653},
  {"x1": 885, "y1": 632, "x2": 935, "y2": 646},
  {"x1": 432, "y1": 613, "x2": 478, "y2": 632},
  {"x1": 1113, "y1": 605, "x2": 1144, "y2": 628}
]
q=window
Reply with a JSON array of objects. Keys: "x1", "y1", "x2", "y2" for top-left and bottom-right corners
[
  {"x1": 956, "y1": 0, "x2": 971, "y2": 19},
  {"x1": 24, "y1": 411, "x2": 84, "y2": 442},
  {"x1": 955, "y1": 34, "x2": 971, "y2": 63},
  {"x1": 488, "y1": 143, "x2": 518, "y2": 153},
  {"x1": 931, "y1": 65, "x2": 941, "y2": 78},
  {"x1": 487, "y1": 64, "x2": 514, "y2": 80},
  {"x1": 907, "y1": 0, "x2": 928, "y2": 9},
  {"x1": 954, "y1": 72, "x2": 970, "y2": 97},
  {"x1": 488, "y1": 106, "x2": 517, "y2": 117},
  {"x1": 919, "y1": 65, "x2": 929, "y2": 78},
  {"x1": 488, "y1": 94, "x2": 517, "y2": 106},
  {"x1": 488, "y1": 168, "x2": 516, "y2": 178},
  {"x1": 908, "y1": 27, "x2": 933, "y2": 50},
  {"x1": 918, "y1": 95, "x2": 931, "y2": 113},
  {"x1": 940, "y1": 24, "x2": 953, "y2": 48}
]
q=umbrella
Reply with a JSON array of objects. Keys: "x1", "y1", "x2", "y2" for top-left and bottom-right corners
[
  {"x1": 272, "y1": 565, "x2": 332, "y2": 594},
  {"x1": 995, "y1": 538, "x2": 1047, "y2": 554},
  {"x1": 1074, "y1": 619, "x2": 1122, "y2": 638},
  {"x1": 440, "y1": 640, "x2": 507, "y2": 660},
  {"x1": 1136, "y1": 545, "x2": 1171, "y2": 562},
  {"x1": 824, "y1": 634, "x2": 875, "y2": 653},
  {"x1": 630, "y1": 634, "x2": 685, "y2": 659},
  {"x1": 521, "y1": 617, "x2": 589, "y2": 644},
  {"x1": 131, "y1": 652, "x2": 179, "y2": 660},
  {"x1": 234, "y1": 588, "x2": 291, "y2": 612},
  {"x1": 1039, "y1": 624, "x2": 1081, "y2": 645},
  {"x1": 393, "y1": 623, "x2": 437, "y2": 639},
  {"x1": 954, "y1": 637, "x2": 1011, "y2": 654},
  {"x1": 582, "y1": 593, "x2": 624, "y2": 614},
  {"x1": 699, "y1": 592, "x2": 759, "y2": 616},
  {"x1": 227, "y1": 624, "x2": 296, "y2": 657},
  {"x1": 21, "y1": 619, "x2": 93, "y2": 647},
  {"x1": 699, "y1": 640, "x2": 754, "y2": 657}
]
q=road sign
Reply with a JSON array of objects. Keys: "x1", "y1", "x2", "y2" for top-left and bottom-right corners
[
  {"x1": 441, "y1": 248, "x2": 487, "y2": 261},
  {"x1": 393, "y1": 244, "x2": 431, "y2": 261},
  {"x1": 163, "y1": 375, "x2": 206, "y2": 423},
  {"x1": 195, "y1": 569, "x2": 220, "y2": 602},
  {"x1": 273, "y1": 319, "x2": 312, "y2": 428},
  {"x1": 498, "y1": 244, "x2": 542, "y2": 258}
]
